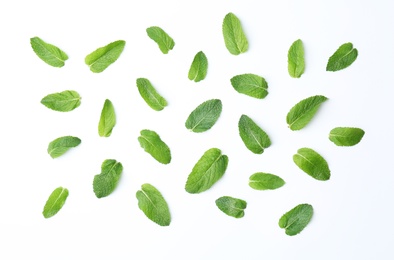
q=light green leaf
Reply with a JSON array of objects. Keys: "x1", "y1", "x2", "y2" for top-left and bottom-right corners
[
  {"x1": 138, "y1": 129, "x2": 171, "y2": 164},
  {"x1": 136, "y1": 78, "x2": 167, "y2": 111},
  {"x1": 249, "y1": 173, "x2": 285, "y2": 190},
  {"x1": 136, "y1": 183, "x2": 171, "y2": 226},
  {"x1": 98, "y1": 99, "x2": 116, "y2": 137},
  {"x1": 238, "y1": 114, "x2": 271, "y2": 154},
  {"x1": 293, "y1": 148, "x2": 331, "y2": 181},
  {"x1": 222, "y1": 12, "x2": 248, "y2": 55},
  {"x1": 93, "y1": 159, "x2": 123, "y2": 198},
  {"x1": 188, "y1": 51, "x2": 208, "y2": 82},
  {"x1": 41, "y1": 90, "x2": 81, "y2": 112},
  {"x1": 326, "y1": 42, "x2": 358, "y2": 72},
  {"x1": 85, "y1": 40, "x2": 125, "y2": 73},
  {"x1": 185, "y1": 148, "x2": 228, "y2": 194},
  {"x1": 286, "y1": 95, "x2": 328, "y2": 130},
  {"x1": 329, "y1": 127, "x2": 365, "y2": 146},
  {"x1": 230, "y1": 74, "x2": 268, "y2": 99},
  {"x1": 42, "y1": 187, "x2": 69, "y2": 218},
  {"x1": 279, "y1": 203, "x2": 313, "y2": 236},
  {"x1": 215, "y1": 196, "x2": 247, "y2": 218},
  {"x1": 185, "y1": 99, "x2": 222, "y2": 133},
  {"x1": 288, "y1": 39, "x2": 305, "y2": 78},
  {"x1": 146, "y1": 26, "x2": 175, "y2": 54},
  {"x1": 30, "y1": 37, "x2": 68, "y2": 68},
  {"x1": 47, "y1": 136, "x2": 81, "y2": 158}
]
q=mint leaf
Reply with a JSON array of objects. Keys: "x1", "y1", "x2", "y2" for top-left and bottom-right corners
[
  {"x1": 188, "y1": 51, "x2": 208, "y2": 82},
  {"x1": 222, "y1": 12, "x2": 248, "y2": 55},
  {"x1": 185, "y1": 148, "x2": 228, "y2": 194},
  {"x1": 326, "y1": 42, "x2": 358, "y2": 72},
  {"x1": 230, "y1": 74, "x2": 268, "y2": 99},
  {"x1": 238, "y1": 114, "x2": 271, "y2": 154},
  {"x1": 329, "y1": 127, "x2": 365, "y2": 146},
  {"x1": 136, "y1": 78, "x2": 167, "y2": 111},
  {"x1": 288, "y1": 39, "x2": 305, "y2": 78},
  {"x1": 136, "y1": 183, "x2": 171, "y2": 226},
  {"x1": 41, "y1": 90, "x2": 81, "y2": 112},
  {"x1": 249, "y1": 173, "x2": 285, "y2": 190},
  {"x1": 42, "y1": 187, "x2": 69, "y2": 218},
  {"x1": 286, "y1": 95, "x2": 328, "y2": 130},
  {"x1": 93, "y1": 159, "x2": 123, "y2": 198},
  {"x1": 98, "y1": 99, "x2": 116, "y2": 137},
  {"x1": 85, "y1": 40, "x2": 125, "y2": 73},
  {"x1": 146, "y1": 26, "x2": 175, "y2": 54},
  {"x1": 47, "y1": 136, "x2": 81, "y2": 158},
  {"x1": 30, "y1": 37, "x2": 68, "y2": 68},
  {"x1": 279, "y1": 204, "x2": 313, "y2": 236},
  {"x1": 215, "y1": 196, "x2": 247, "y2": 218},
  {"x1": 185, "y1": 99, "x2": 222, "y2": 133},
  {"x1": 293, "y1": 148, "x2": 331, "y2": 181},
  {"x1": 138, "y1": 129, "x2": 171, "y2": 164}
]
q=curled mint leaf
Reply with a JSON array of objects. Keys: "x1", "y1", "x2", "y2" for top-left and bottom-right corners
[
  {"x1": 238, "y1": 114, "x2": 271, "y2": 154},
  {"x1": 98, "y1": 99, "x2": 116, "y2": 137},
  {"x1": 30, "y1": 37, "x2": 68, "y2": 68},
  {"x1": 93, "y1": 159, "x2": 123, "y2": 198},
  {"x1": 286, "y1": 95, "x2": 328, "y2": 130},
  {"x1": 185, "y1": 99, "x2": 222, "y2": 133},
  {"x1": 146, "y1": 26, "x2": 175, "y2": 54},
  {"x1": 41, "y1": 90, "x2": 81, "y2": 112},
  {"x1": 136, "y1": 78, "x2": 167, "y2": 111},
  {"x1": 293, "y1": 148, "x2": 331, "y2": 181},
  {"x1": 42, "y1": 187, "x2": 69, "y2": 218},
  {"x1": 329, "y1": 127, "x2": 365, "y2": 146},
  {"x1": 138, "y1": 129, "x2": 171, "y2": 164},
  {"x1": 136, "y1": 183, "x2": 171, "y2": 226},
  {"x1": 85, "y1": 40, "x2": 125, "y2": 73},
  {"x1": 222, "y1": 12, "x2": 248, "y2": 55},
  {"x1": 185, "y1": 148, "x2": 228, "y2": 194},
  {"x1": 230, "y1": 74, "x2": 268, "y2": 99},
  {"x1": 326, "y1": 42, "x2": 358, "y2": 72},
  {"x1": 47, "y1": 136, "x2": 81, "y2": 158},
  {"x1": 215, "y1": 196, "x2": 247, "y2": 218},
  {"x1": 249, "y1": 173, "x2": 285, "y2": 190},
  {"x1": 188, "y1": 51, "x2": 208, "y2": 82},
  {"x1": 279, "y1": 203, "x2": 313, "y2": 236},
  {"x1": 288, "y1": 39, "x2": 305, "y2": 78}
]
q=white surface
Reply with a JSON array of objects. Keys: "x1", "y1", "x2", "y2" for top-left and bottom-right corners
[{"x1": 1, "y1": 0, "x2": 393, "y2": 259}]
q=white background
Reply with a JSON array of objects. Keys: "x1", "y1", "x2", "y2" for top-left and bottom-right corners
[{"x1": 1, "y1": 0, "x2": 393, "y2": 259}]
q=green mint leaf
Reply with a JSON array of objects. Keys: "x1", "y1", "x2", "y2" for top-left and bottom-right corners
[
  {"x1": 288, "y1": 39, "x2": 305, "y2": 78},
  {"x1": 286, "y1": 95, "x2": 328, "y2": 130},
  {"x1": 42, "y1": 187, "x2": 69, "y2": 218},
  {"x1": 238, "y1": 114, "x2": 271, "y2": 154},
  {"x1": 146, "y1": 26, "x2": 175, "y2": 54},
  {"x1": 47, "y1": 136, "x2": 81, "y2": 158},
  {"x1": 329, "y1": 127, "x2": 365, "y2": 146},
  {"x1": 85, "y1": 40, "x2": 125, "y2": 73},
  {"x1": 98, "y1": 99, "x2": 116, "y2": 137},
  {"x1": 185, "y1": 148, "x2": 228, "y2": 194},
  {"x1": 222, "y1": 12, "x2": 248, "y2": 55},
  {"x1": 188, "y1": 51, "x2": 208, "y2": 82},
  {"x1": 136, "y1": 78, "x2": 168, "y2": 111},
  {"x1": 293, "y1": 148, "x2": 331, "y2": 181},
  {"x1": 136, "y1": 183, "x2": 171, "y2": 226},
  {"x1": 230, "y1": 74, "x2": 268, "y2": 99},
  {"x1": 326, "y1": 42, "x2": 358, "y2": 72},
  {"x1": 30, "y1": 37, "x2": 68, "y2": 68},
  {"x1": 215, "y1": 196, "x2": 247, "y2": 219},
  {"x1": 185, "y1": 99, "x2": 222, "y2": 133},
  {"x1": 138, "y1": 129, "x2": 171, "y2": 164},
  {"x1": 93, "y1": 159, "x2": 123, "y2": 198},
  {"x1": 41, "y1": 90, "x2": 81, "y2": 112},
  {"x1": 249, "y1": 173, "x2": 285, "y2": 190},
  {"x1": 279, "y1": 203, "x2": 313, "y2": 236}
]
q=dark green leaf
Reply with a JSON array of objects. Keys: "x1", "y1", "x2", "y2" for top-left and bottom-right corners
[
  {"x1": 288, "y1": 39, "x2": 305, "y2": 78},
  {"x1": 85, "y1": 40, "x2": 125, "y2": 73},
  {"x1": 146, "y1": 26, "x2": 175, "y2": 54},
  {"x1": 238, "y1": 114, "x2": 271, "y2": 154},
  {"x1": 293, "y1": 148, "x2": 331, "y2": 181},
  {"x1": 98, "y1": 99, "x2": 116, "y2": 137},
  {"x1": 41, "y1": 90, "x2": 81, "y2": 112},
  {"x1": 42, "y1": 187, "x2": 69, "y2": 218},
  {"x1": 93, "y1": 159, "x2": 123, "y2": 198},
  {"x1": 230, "y1": 74, "x2": 268, "y2": 99},
  {"x1": 30, "y1": 37, "x2": 68, "y2": 68},
  {"x1": 222, "y1": 13, "x2": 248, "y2": 55},
  {"x1": 138, "y1": 129, "x2": 171, "y2": 164},
  {"x1": 329, "y1": 127, "x2": 365, "y2": 146},
  {"x1": 326, "y1": 42, "x2": 358, "y2": 72},
  {"x1": 136, "y1": 78, "x2": 167, "y2": 111},
  {"x1": 279, "y1": 204, "x2": 313, "y2": 236},
  {"x1": 249, "y1": 173, "x2": 285, "y2": 190},
  {"x1": 215, "y1": 196, "x2": 247, "y2": 218},
  {"x1": 185, "y1": 99, "x2": 222, "y2": 133},
  {"x1": 188, "y1": 51, "x2": 208, "y2": 82},
  {"x1": 47, "y1": 136, "x2": 81, "y2": 158}
]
